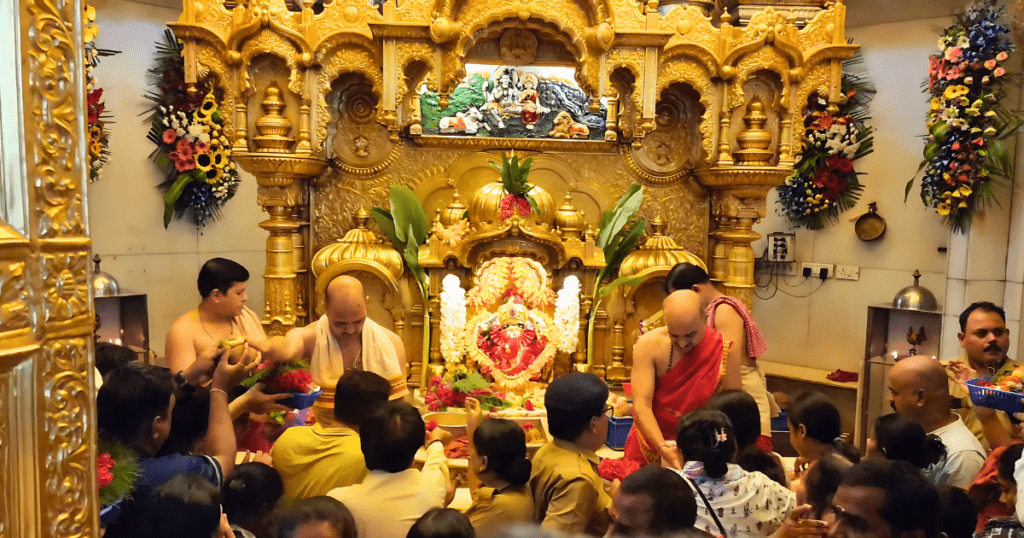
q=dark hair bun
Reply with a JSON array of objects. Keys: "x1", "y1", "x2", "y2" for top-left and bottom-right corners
[{"x1": 506, "y1": 458, "x2": 532, "y2": 486}]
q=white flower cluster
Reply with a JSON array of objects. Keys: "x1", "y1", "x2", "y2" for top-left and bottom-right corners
[
  {"x1": 213, "y1": 169, "x2": 240, "y2": 202},
  {"x1": 553, "y1": 275, "x2": 580, "y2": 353},
  {"x1": 439, "y1": 274, "x2": 467, "y2": 363},
  {"x1": 159, "y1": 106, "x2": 212, "y2": 145},
  {"x1": 813, "y1": 122, "x2": 861, "y2": 159}
]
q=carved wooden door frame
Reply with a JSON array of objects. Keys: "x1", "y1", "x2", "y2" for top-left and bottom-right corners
[{"x1": 1, "y1": 0, "x2": 97, "y2": 536}]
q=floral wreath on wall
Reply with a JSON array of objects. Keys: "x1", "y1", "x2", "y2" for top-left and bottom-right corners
[
  {"x1": 146, "y1": 29, "x2": 241, "y2": 228},
  {"x1": 906, "y1": 0, "x2": 1021, "y2": 234},
  {"x1": 776, "y1": 55, "x2": 875, "y2": 230},
  {"x1": 83, "y1": 1, "x2": 118, "y2": 183}
]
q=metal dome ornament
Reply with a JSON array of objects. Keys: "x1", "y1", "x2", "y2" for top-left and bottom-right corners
[
  {"x1": 92, "y1": 254, "x2": 121, "y2": 297},
  {"x1": 892, "y1": 269, "x2": 939, "y2": 312}
]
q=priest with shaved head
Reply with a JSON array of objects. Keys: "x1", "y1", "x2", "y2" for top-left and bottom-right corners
[
  {"x1": 888, "y1": 354, "x2": 984, "y2": 489},
  {"x1": 623, "y1": 290, "x2": 741, "y2": 468},
  {"x1": 253, "y1": 275, "x2": 408, "y2": 424}
]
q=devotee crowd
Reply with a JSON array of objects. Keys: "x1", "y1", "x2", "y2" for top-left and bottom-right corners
[{"x1": 94, "y1": 258, "x2": 1024, "y2": 538}]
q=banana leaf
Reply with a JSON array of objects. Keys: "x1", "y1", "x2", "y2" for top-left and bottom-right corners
[
  {"x1": 597, "y1": 184, "x2": 643, "y2": 251},
  {"x1": 390, "y1": 185, "x2": 429, "y2": 245},
  {"x1": 403, "y1": 224, "x2": 428, "y2": 300},
  {"x1": 370, "y1": 207, "x2": 400, "y2": 247}
]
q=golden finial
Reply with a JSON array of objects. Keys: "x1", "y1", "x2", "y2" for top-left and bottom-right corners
[
  {"x1": 253, "y1": 82, "x2": 295, "y2": 153},
  {"x1": 733, "y1": 98, "x2": 774, "y2": 165}
]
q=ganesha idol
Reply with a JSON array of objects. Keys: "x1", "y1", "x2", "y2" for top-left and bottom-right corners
[{"x1": 431, "y1": 257, "x2": 580, "y2": 416}]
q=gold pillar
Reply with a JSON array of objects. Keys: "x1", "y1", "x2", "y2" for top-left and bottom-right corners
[
  {"x1": 2, "y1": 0, "x2": 96, "y2": 535},
  {"x1": 606, "y1": 317, "x2": 628, "y2": 383},
  {"x1": 234, "y1": 85, "x2": 325, "y2": 335}
]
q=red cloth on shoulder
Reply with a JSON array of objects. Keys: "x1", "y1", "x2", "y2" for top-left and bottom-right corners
[
  {"x1": 969, "y1": 444, "x2": 1015, "y2": 534},
  {"x1": 623, "y1": 326, "x2": 726, "y2": 465}
]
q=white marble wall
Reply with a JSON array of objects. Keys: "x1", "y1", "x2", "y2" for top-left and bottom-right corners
[{"x1": 87, "y1": 0, "x2": 267, "y2": 360}]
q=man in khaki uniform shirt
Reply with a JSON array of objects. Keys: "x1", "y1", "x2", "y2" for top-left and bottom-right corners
[
  {"x1": 531, "y1": 372, "x2": 612, "y2": 536},
  {"x1": 944, "y1": 302, "x2": 1021, "y2": 449}
]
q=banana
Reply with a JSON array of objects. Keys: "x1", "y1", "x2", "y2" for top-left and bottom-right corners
[{"x1": 218, "y1": 336, "x2": 248, "y2": 359}]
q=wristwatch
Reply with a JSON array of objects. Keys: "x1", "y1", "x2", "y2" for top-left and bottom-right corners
[{"x1": 173, "y1": 371, "x2": 196, "y2": 396}]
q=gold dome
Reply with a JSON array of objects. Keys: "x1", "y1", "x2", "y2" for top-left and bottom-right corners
[
  {"x1": 554, "y1": 194, "x2": 585, "y2": 238},
  {"x1": 468, "y1": 181, "x2": 555, "y2": 227},
  {"x1": 619, "y1": 217, "x2": 706, "y2": 279},
  {"x1": 311, "y1": 208, "x2": 404, "y2": 281},
  {"x1": 440, "y1": 192, "x2": 468, "y2": 227}
]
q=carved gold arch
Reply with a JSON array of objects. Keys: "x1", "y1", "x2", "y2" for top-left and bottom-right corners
[
  {"x1": 315, "y1": 45, "x2": 385, "y2": 152},
  {"x1": 431, "y1": 0, "x2": 615, "y2": 26}
]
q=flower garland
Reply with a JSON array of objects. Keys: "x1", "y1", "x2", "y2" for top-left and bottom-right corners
[
  {"x1": 553, "y1": 275, "x2": 581, "y2": 353},
  {"x1": 83, "y1": 1, "x2": 118, "y2": 183},
  {"x1": 440, "y1": 274, "x2": 467, "y2": 364},
  {"x1": 466, "y1": 257, "x2": 555, "y2": 311},
  {"x1": 776, "y1": 57, "x2": 875, "y2": 229},
  {"x1": 907, "y1": 0, "x2": 1020, "y2": 234},
  {"x1": 146, "y1": 29, "x2": 241, "y2": 228}
]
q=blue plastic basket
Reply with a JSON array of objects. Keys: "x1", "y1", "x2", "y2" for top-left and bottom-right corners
[
  {"x1": 965, "y1": 377, "x2": 1024, "y2": 414},
  {"x1": 606, "y1": 415, "x2": 633, "y2": 450},
  {"x1": 278, "y1": 390, "x2": 322, "y2": 410}
]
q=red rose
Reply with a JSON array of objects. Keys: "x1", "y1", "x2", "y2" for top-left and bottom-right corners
[
  {"x1": 98, "y1": 467, "x2": 114, "y2": 489},
  {"x1": 522, "y1": 422, "x2": 534, "y2": 431},
  {"x1": 828, "y1": 156, "x2": 854, "y2": 174},
  {"x1": 97, "y1": 452, "x2": 114, "y2": 470},
  {"x1": 524, "y1": 400, "x2": 534, "y2": 411}
]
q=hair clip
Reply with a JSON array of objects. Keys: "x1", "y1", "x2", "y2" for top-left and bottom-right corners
[{"x1": 712, "y1": 428, "x2": 728, "y2": 447}]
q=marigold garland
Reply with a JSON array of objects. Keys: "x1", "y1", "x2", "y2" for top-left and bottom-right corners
[
  {"x1": 146, "y1": 29, "x2": 241, "y2": 228},
  {"x1": 907, "y1": 0, "x2": 1022, "y2": 234},
  {"x1": 776, "y1": 54, "x2": 875, "y2": 230}
]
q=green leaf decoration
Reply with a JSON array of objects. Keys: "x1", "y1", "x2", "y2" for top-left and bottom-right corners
[
  {"x1": 451, "y1": 371, "x2": 491, "y2": 393},
  {"x1": 98, "y1": 438, "x2": 139, "y2": 507},
  {"x1": 904, "y1": 178, "x2": 916, "y2": 203},
  {"x1": 597, "y1": 185, "x2": 643, "y2": 250},
  {"x1": 390, "y1": 185, "x2": 429, "y2": 245},
  {"x1": 163, "y1": 173, "x2": 195, "y2": 228},
  {"x1": 402, "y1": 224, "x2": 428, "y2": 300},
  {"x1": 526, "y1": 194, "x2": 541, "y2": 216},
  {"x1": 605, "y1": 219, "x2": 647, "y2": 273},
  {"x1": 598, "y1": 274, "x2": 647, "y2": 298},
  {"x1": 370, "y1": 208, "x2": 400, "y2": 247}
]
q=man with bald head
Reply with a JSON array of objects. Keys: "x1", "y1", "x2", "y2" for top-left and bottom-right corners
[
  {"x1": 254, "y1": 275, "x2": 408, "y2": 424},
  {"x1": 623, "y1": 290, "x2": 740, "y2": 468},
  {"x1": 888, "y1": 355, "x2": 984, "y2": 489}
]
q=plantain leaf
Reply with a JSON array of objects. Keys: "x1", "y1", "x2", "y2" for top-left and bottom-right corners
[
  {"x1": 597, "y1": 185, "x2": 643, "y2": 248},
  {"x1": 526, "y1": 194, "x2": 541, "y2": 216},
  {"x1": 163, "y1": 173, "x2": 195, "y2": 228},
  {"x1": 390, "y1": 185, "x2": 429, "y2": 245},
  {"x1": 598, "y1": 275, "x2": 647, "y2": 298},
  {"x1": 904, "y1": 178, "x2": 915, "y2": 203},
  {"x1": 370, "y1": 207, "x2": 400, "y2": 247},
  {"x1": 605, "y1": 219, "x2": 646, "y2": 271},
  {"x1": 403, "y1": 224, "x2": 428, "y2": 300}
]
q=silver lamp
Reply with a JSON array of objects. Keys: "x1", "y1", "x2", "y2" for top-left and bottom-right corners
[
  {"x1": 892, "y1": 269, "x2": 939, "y2": 312},
  {"x1": 91, "y1": 254, "x2": 121, "y2": 297}
]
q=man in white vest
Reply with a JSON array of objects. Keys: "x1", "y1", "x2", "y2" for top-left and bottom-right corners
[{"x1": 253, "y1": 275, "x2": 408, "y2": 424}]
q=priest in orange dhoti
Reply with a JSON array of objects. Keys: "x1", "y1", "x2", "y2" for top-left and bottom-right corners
[{"x1": 252, "y1": 275, "x2": 408, "y2": 424}]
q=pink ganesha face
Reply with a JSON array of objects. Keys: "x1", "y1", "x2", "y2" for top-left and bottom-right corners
[{"x1": 480, "y1": 318, "x2": 546, "y2": 373}]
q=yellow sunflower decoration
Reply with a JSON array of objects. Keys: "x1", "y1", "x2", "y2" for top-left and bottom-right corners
[
  {"x1": 195, "y1": 152, "x2": 214, "y2": 172},
  {"x1": 211, "y1": 147, "x2": 229, "y2": 169},
  {"x1": 196, "y1": 92, "x2": 218, "y2": 123},
  {"x1": 204, "y1": 166, "x2": 223, "y2": 184}
]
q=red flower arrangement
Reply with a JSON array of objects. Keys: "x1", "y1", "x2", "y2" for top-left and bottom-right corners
[
  {"x1": 97, "y1": 452, "x2": 115, "y2": 488},
  {"x1": 424, "y1": 371, "x2": 512, "y2": 412},
  {"x1": 243, "y1": 360, "x2": 316, "y2": 395}
]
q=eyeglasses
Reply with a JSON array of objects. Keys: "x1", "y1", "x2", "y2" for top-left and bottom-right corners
[{"x1": 605, "y1": 405, "x2": 614, "y2": 415}]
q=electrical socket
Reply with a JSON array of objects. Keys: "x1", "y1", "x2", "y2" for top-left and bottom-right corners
[
  {"x1": 835, "y1": 265, "x2": 860, "y2": 280},
  {"x1": 801, "y1": 263, "x2": 834, "y2": 279},
  {"x1": 767, "y1": 232, "x2": 795, "y2": 262}
]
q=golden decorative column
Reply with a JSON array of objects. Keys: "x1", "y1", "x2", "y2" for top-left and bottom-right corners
[
  {"x1": 2, "y1": 0, "x2": 96, "y2": 535},
  {"x1": 697, "y1": 100, "x2": 790, "y2": 309},
  {"x1": 234, "y1": 84, "x2": 325, "y2": 335}
]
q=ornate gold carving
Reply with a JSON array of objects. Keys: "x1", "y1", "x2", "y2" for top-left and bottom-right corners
[
  {"x1": 656, "y1": 59, "x2": 715, "y2": 161},
  {"x1": 42, "y1": 338, "x2": 93, "y2": 538},
  {"x1": 41, "y1": 252, "x2": 89, "y2": 325},
  {"x1": 734, "y1": 99, "x2": 775, "y2": 165},
  {"x1": 499, "y1": 28, "x2": 538, "y2": 65},
  {"x1": 0, "y1": 262, "x2": 30, "y2": 333},
  {"x1": 239, "y1": 29, "x2": 303, "y2": 97},
  {"x1": 254, "y1": 83, "x2": 296, "y2": 152},
  {"x1": 311, "y1": 208, "x2": 404, "y2": 282},
  {"x1": 316, "y1": 47, "x2": 384, "y2": 152},
  {"x1": 620, "y1": 217, "x2": 706, "y2": 280}
]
